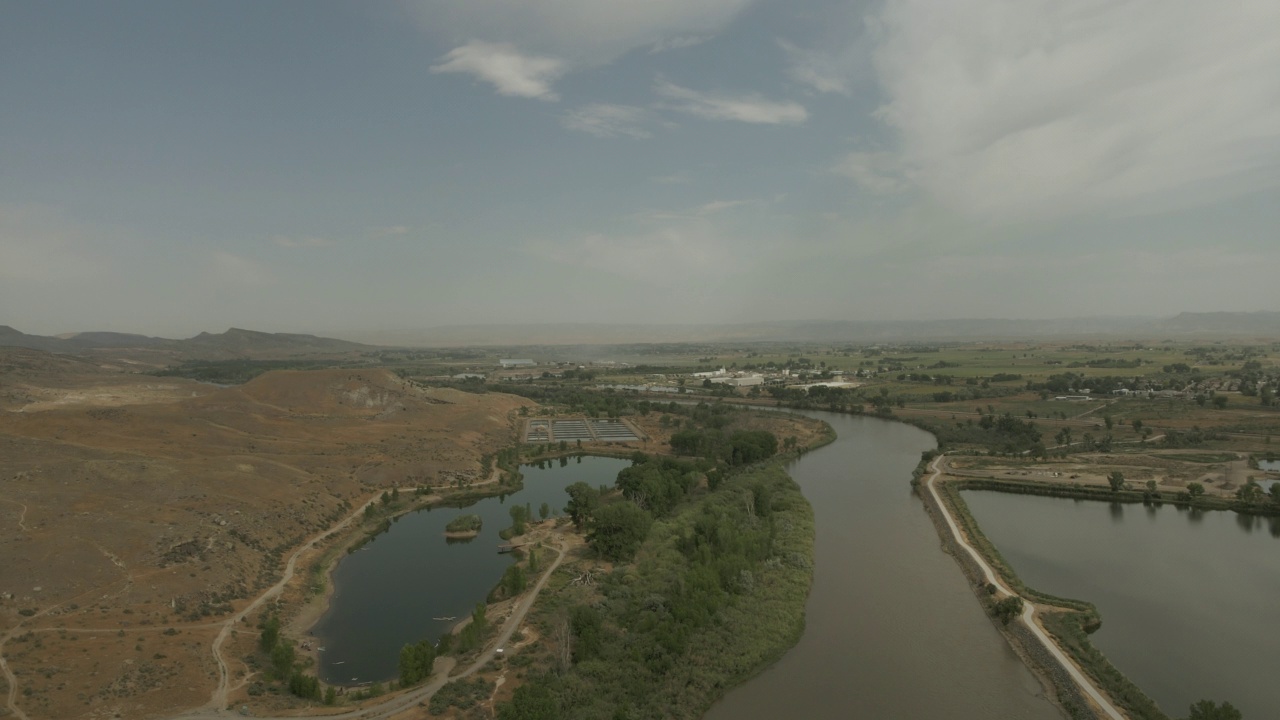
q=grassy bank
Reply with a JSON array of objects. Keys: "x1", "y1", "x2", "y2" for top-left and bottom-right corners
[{"x1": 501, "y1": 459, "x2": 815, "y2": 720}]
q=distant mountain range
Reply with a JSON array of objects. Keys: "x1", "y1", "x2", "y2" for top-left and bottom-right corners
[
  {"x1": 359, "y1": 312, "x2": 1280, "y2": 346},
  {"x1": 0, "y1": 326, "x2": 369, "y2": 357},
  {"x1": 3, "y1": 312, "x2": 1279, "y2": 355}
]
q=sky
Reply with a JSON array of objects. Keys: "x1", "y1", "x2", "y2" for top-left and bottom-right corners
[{"x1": 2, "y1": 0, "x2": 1279, "y2": 339}]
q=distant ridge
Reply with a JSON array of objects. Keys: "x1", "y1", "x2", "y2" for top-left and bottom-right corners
[
  {"x1": 182, "y1": 328, "x2": 369, "y2": 355},
  {"x1": 0, "y1": 326, "x2": 369, "y2": 358},
  {"x1": 4, "y1": 312, "x2": 1279, "y2": 354},
  {"x1": 361, "y1": 312, "x2": 1280, "y2": 346}
]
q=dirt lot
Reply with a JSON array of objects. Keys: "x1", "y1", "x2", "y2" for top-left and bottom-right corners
[
  {"x1": 0, "y1": 353, "x2": 529, "y2": 720},
  {"x1": 946, "y1": 450, "x2": 1262, "y2": 496}
]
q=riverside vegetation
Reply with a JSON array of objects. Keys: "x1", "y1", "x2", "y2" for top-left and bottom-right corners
[
  {"x1": 486, "y1": 402, "x2": 821, "y2": 719},
  {"x1": 500, "y1": 460, "x2": 813, "y2": 720}
]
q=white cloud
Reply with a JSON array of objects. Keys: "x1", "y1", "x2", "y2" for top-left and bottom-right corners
[
  {"x1": 870, "y1": 0, "x2": 1280, "y2": 220},
  {"x1": 654, "y1": 80, "x2": 808, "y2": 125},
  {"x1": 526, "y1": 199, "x2": 767, "y2": 283},
  {"x1": 695, "y1": 199, "x2": 749, "y2": 214},
  {"x1": 561, "y1": 104, "x2": 653, "y2": 138},
  {"x1": 431, "y1": 41, "x2": 565, "y2": 100},
  {"x1": 366, "y1": 225, "x2": 411, "y2": 240},
  {"x1": 530, "y1": 227, "x2": 736, "y2": 284},
  {"x1": 833, "y1": 151, "x2": 910, "y2": 194},
  {"x1": 650, "y1": 35, "x2": 709, "y2": 54},
  {"x1": 404, "y1": 0, "x2": 754, "y2": 66},
  {"x1": 778, "y1": 39, "x2": 851, "y2": 95}
]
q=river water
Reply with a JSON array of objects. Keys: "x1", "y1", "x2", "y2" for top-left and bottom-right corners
[
  {"x1": 310, "y1": 455, "x2": 630, "y2": 684},
  {"x1": 705, "y1": 412, "x2": 1062, "y2": 720},
  {"x1": 964, "y1": 491, "x2": 1280, "y2": 719}
]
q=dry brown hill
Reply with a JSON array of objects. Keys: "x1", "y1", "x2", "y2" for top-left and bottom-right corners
[{"x1": 0, "y1": 362, "x2": 530, "y2": 720}]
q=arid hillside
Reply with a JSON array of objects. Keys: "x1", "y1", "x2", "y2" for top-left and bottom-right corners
[{"x1": 0, "y1": 354, "x2": 528, "y2": 720}]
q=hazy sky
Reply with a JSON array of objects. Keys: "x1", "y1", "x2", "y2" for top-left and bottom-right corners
[{"x1": 3, "y1": 0, "x2": 1279, "y2": 338}]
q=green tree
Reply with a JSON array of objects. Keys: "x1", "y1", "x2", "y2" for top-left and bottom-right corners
[
  {"x1": 258, "y1": 615, "x2": 280, "y2": 653},
  {"x1": 323, "y1": 685, "x2": 336, "y2": 706},
  {"x1": 1132, "y1": 418, "x2": 1144, "y2": 434},
  {"x1": 563, "y1": 482, "x2": 600, "y2": 530},
  {"x1": 287, "y1": 671, "x2": 321, "y2": 700},
  {"x1": 1108, "y1": 471, "x2": 1125, "y2": 492},
  {"x1": 502, "y1": 564, "x2": 527, "y2": 596},
  {"x1": 586, "y1": 501, "x2": 653, "y2": 561},
  {"x1": 1185, "y1": 699, "x2": 1242, "y2": 720},
  {"x1": 992, "y1": 596, "x2": 1023, "y2": 625},
  {"x1": 1213, "y1": 395, "x2": 1229, "y2": 409},
  {"x1": 270, "y1": 641, "x2": 296, "y2": 679},
  {"x1": 539, "y1": 502, "x2": 550, "y2": 520},
  {"x1": 570, "y1": 605, "x2": 603, "y2": 664},
  {"x1": 1236, "y1": 480, "x2": 1263, "y2": 505},
  {"x1": 399, "y1": 640, "x2": 437, "y2": 687},
  {"x1": 509, "y1": 504, "x2": 528, "y2": 535},
  {"x1": 498, "y1": 682, "x2": 558, "y2": 720},
  {"x1": 1187, "y1": 482, "x2": 1206, "y2": 499},
  {"x1": 1104, "y1": 414, "x2": 1114, "y2": 430}
]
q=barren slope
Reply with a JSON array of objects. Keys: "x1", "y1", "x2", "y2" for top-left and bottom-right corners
[{"x1": 0, "y1": 361, "x2": 528, "y2": 720}]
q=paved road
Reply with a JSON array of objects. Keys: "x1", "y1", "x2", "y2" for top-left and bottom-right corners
[{"x1": 924, "y1": 455, "x2": 1127, "y2": 720}]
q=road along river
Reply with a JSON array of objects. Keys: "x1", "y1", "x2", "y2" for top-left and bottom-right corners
[{"x1": 705, "y1": 411, "x2": 1064, "y2": 720}]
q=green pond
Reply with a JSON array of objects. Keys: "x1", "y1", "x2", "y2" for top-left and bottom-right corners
[{"x1": 309, "y1": 455, "x2": 630, "y2": 684}]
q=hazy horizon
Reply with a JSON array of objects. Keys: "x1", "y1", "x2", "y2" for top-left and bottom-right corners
[{"x1": 3, "y1": 1, "x2": 1278, "y2": 338}]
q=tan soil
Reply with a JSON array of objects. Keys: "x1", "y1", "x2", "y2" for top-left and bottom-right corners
[{"x1": 0, "y1": 356, "x2": 532, "y2": 720}]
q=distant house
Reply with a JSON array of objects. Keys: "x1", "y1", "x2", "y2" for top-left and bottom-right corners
[
  {"x1": 710, "y1": 374, "x2": 764, "y2": 387},
  {"x1": 499, "y1": 359, "x2": 535, "y2": 368},
  {"x1": 691, "y1": 368, "x2": 726, "y2": 379}
]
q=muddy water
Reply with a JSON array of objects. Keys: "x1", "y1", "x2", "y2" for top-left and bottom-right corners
[
  {"x1": 705, "y1": 412, "x2": 1062, "y2": 720},
  {"x1": 965, "y1": 491, "x2": 1280, "y2": 719}
]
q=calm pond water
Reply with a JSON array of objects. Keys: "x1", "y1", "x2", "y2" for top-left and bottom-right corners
[
  {"x1": 706, "y1": 412, "x2": 1062, "y2": 720},
  {"x1": 964, "y1": 491, "x2": 1280, "y2": 719},
  {"x1": 310, "y1": 455, "x2": 630, "y2": 684}
]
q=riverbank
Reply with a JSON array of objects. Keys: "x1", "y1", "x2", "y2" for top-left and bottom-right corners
[
  {"x1": 497, "y1": 456, "x2": 817, "y2": 719},
  {"x1": 918, "y1": 463, "x2": 1109, "y2": 720}
]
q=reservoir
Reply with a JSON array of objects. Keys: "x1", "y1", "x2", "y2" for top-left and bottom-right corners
[
  {"x1": 706, "y1": 412, "x2": 1061, "y2": 720},
  {"x1": 964, "y1": 491, "x2": 1280, "y2": 719},
  {"x1": 310, "y1": 455, "x2": 630, "y2": 684}
]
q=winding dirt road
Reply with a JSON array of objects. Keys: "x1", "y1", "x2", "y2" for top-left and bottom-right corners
[{"x1": 924, "y1": 456, "x2": 1127, "y2": 720}]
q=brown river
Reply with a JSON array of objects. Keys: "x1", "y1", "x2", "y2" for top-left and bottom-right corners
[{"x1": 705, "y1": 411, "x2": 1063, "y2": 720}]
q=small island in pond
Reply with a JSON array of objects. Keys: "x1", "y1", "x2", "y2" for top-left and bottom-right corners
[{"x1": 444, "y1": 513, "x2": 483, "y2": 538}]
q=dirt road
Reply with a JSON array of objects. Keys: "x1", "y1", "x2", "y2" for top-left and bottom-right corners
[
  {"x1": 924, "y1": 456, "x2": 1127, "y2": 720},
  {"x1": 172, "y1": 541, "x2": 565, "y2": 720}
]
